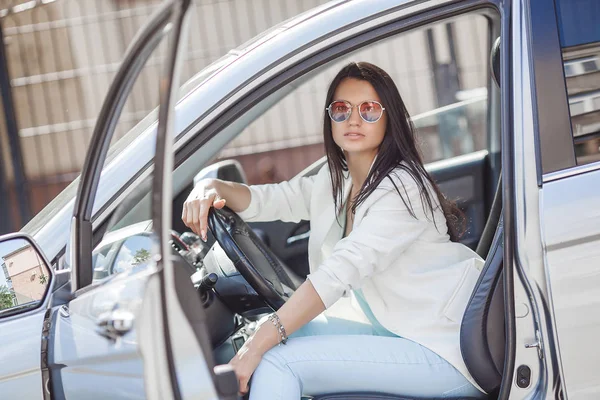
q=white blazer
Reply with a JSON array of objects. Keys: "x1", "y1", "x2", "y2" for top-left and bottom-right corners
[{"x1": 238, "y1": 164, "x2": 485, "y2": 392}]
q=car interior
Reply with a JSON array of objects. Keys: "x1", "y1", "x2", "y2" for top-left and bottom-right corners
[{"x1": 82, "y1": 14, "x2": 506, "y2": 399}]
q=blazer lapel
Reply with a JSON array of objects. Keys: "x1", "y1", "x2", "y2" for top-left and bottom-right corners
[
  {"x1": 308, "y1": 156, "x2": 377, "y2": 272},
  {"x1": 308, "y1": 172, "x2": 351, "y2": 272}
]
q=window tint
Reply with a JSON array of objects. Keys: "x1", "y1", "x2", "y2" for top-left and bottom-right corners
[{"x1": 556, "y1": 0, "x2": 600, "y2": 165}]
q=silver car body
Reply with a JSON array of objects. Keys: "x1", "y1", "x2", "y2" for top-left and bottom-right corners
[{"x1": 0, "y1": 0, "x2": 598, "y2": 398}]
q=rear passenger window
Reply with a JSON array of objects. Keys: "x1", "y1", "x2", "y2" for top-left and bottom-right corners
[{"x1": 555, "y1": 0, "x2": 600, "y2": 165}]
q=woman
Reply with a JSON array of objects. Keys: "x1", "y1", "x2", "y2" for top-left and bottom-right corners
[{"x1": 182, "y1": 62, "x2": 487, "y2": 399}]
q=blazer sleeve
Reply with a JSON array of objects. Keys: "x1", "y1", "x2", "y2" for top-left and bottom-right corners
[
  {"x1": 236, "y1": 174, "x2": 316, "y2": 223},
  {"x1": 306, "y1": 176, "x2": 434, "y2": 308}
]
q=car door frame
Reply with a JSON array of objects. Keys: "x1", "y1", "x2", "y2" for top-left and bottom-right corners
[
  {"x1": 69, "y1": 0, "x2": 174, "y2": 292},
  {"x1": 59, "y1": 1, "x2": 222, "y2": 399},
  {"x1": 149, "y1": 0, "x2": 243, "y2": 396}
]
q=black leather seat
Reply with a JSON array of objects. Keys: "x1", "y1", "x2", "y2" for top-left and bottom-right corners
[{"x1": 461, "y1": 217, "x2": 505, "y2": 396}]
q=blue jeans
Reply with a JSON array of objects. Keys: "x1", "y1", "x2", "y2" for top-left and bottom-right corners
[{"x1": 249, "y1": 313, "x2": 486, "y2": 399}]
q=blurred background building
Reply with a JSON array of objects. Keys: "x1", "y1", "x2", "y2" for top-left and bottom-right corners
[
  {"x1": 562, "y1": 44, "x2": 600, "y2": 165},
  {"x1": 0, "y1": 0, "x2": 492, "y2": 234}
]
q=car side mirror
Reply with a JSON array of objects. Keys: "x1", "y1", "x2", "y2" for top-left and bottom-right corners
[
  {"x1": 0, "y1": 234, "x2": 53, "y2": 317},
  {"x1": 194, "y1": 159, "x2": 248, "y2": 185}
]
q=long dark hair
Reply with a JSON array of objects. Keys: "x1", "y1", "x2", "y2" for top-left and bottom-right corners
[{"x1": 323, "y1": 62, "x2": 465, "y2": 241}]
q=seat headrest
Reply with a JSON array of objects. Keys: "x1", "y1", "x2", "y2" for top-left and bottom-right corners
[{"x1": 460, "y1": 217, "x2": 505, "y2": 393}]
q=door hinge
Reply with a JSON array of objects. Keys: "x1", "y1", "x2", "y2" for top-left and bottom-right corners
[{"x1": 525, "y1": 329, "x2": 544, "y2": 359}]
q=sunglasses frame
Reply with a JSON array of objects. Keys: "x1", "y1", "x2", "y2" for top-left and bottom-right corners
[{"x1": 325, "y1": 100, "x2": 386, "y2": 123}]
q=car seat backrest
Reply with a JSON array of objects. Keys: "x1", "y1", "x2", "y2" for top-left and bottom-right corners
[
  {"x1": 476, "y1": 175, "x2": 502, "y2": 258},
  {"x1": 460, "y1": 216, "x2": 505, "y2": 394}
]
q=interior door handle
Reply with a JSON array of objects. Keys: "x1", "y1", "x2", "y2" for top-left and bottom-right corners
[
  {"x1": 286, "y1": 230, "x2": 310, "y2": 246},
  {"x1": 96, "y1": 309, "x2": 135, "y2": 340}
]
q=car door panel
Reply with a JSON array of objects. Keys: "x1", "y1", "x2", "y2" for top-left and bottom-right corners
[
  {"x1": 51, "y1": 230, "x2": 156, "y2": 399},
  {"x1": 50, "y1": 271, "x2": 151, "y2": 399},
  {"x1": 541, "y1": 169, "x2": 600, "y2": 398},
  {"x1": 0, "y1": 311, "x2": 46, "y2": 400}
]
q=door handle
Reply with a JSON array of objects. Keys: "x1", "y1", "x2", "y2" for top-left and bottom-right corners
[
  {"x1": 286, "y1": 230, "x2": 310, "y2": 246},
  {"x1": 96, "y1": 308, "x2": 135, "y2": 340}
]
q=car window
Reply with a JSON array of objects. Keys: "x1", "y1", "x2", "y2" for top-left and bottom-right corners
[
  {"x1": 111, "y1": 235, "x2": 153, "y2": 275},
  {"x1": 555, "y1": 0, "x2": 600, "y2": 165},
  {"x1": 78, "y1": 10, "x2": 497, "y2": 277},
  {"x1": 215, "y1": 13, "x2": 491, "y2": 185},
  {"x1": 72, "y1": 18, "x2": 174, "y2": 286}
]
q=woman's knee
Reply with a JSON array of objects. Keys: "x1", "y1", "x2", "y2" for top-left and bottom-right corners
[
  {"x1": 251, "y1": 348, "x2": 301, "y2": 399},
  {"x1": 255, "y1": 346, "x2": 293, "y2": 378}
]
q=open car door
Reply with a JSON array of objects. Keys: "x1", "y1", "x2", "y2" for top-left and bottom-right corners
[
  {"x1": 66, "y1": 0, "x2": 236, "y2": 398},
  {"x1": 144, "y1": 0, "x2": 238, "y2": 398}
]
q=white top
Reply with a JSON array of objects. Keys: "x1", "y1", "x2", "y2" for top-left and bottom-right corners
[{"x1": 238, "y1": 164, "x2": 485, "y2": 393}]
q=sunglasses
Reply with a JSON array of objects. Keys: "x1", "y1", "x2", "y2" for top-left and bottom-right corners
[{"x1": 326, "y1": 100, "x2": 386, "y2": 123}]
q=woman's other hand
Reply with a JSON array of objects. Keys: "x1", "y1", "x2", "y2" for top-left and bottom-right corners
[
  {"x1": 227, "y1": 281, "x2": 327, "y2": 396},
  {"x1": 182, "y1": 179, "x2": 226, "y2": 241},
  {"x1": 229, "y1": 347, "x2": 263, "y2": 396}
]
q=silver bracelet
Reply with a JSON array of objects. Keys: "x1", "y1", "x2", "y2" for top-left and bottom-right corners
[{"x1": 267, "y1": 313, "x2": 288, "y2": 345}]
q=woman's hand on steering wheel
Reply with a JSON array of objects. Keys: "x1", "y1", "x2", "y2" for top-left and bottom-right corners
[{"x1": 182, "y1": 179, "x2": 226, "y2": 241}]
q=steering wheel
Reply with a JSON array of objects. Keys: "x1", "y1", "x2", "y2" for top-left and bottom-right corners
[{"x1": 208, "y1": 207, "x2": 303, "y2": 310}]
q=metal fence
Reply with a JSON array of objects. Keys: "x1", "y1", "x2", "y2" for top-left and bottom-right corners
[
  {"x1": 0, "y1": 0, "x2": 330, "y2": 233},
  {"x1": 0, "y1": 0, "x2": 490, "y2": 235}
]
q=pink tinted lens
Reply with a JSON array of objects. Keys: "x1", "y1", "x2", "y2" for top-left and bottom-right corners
[
  {"x1": 329, "y1": 101, "x2": 351, "y2": 122},
  {"x1": 359, "y1": 102, "x2": 383, "y2": 122}
]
